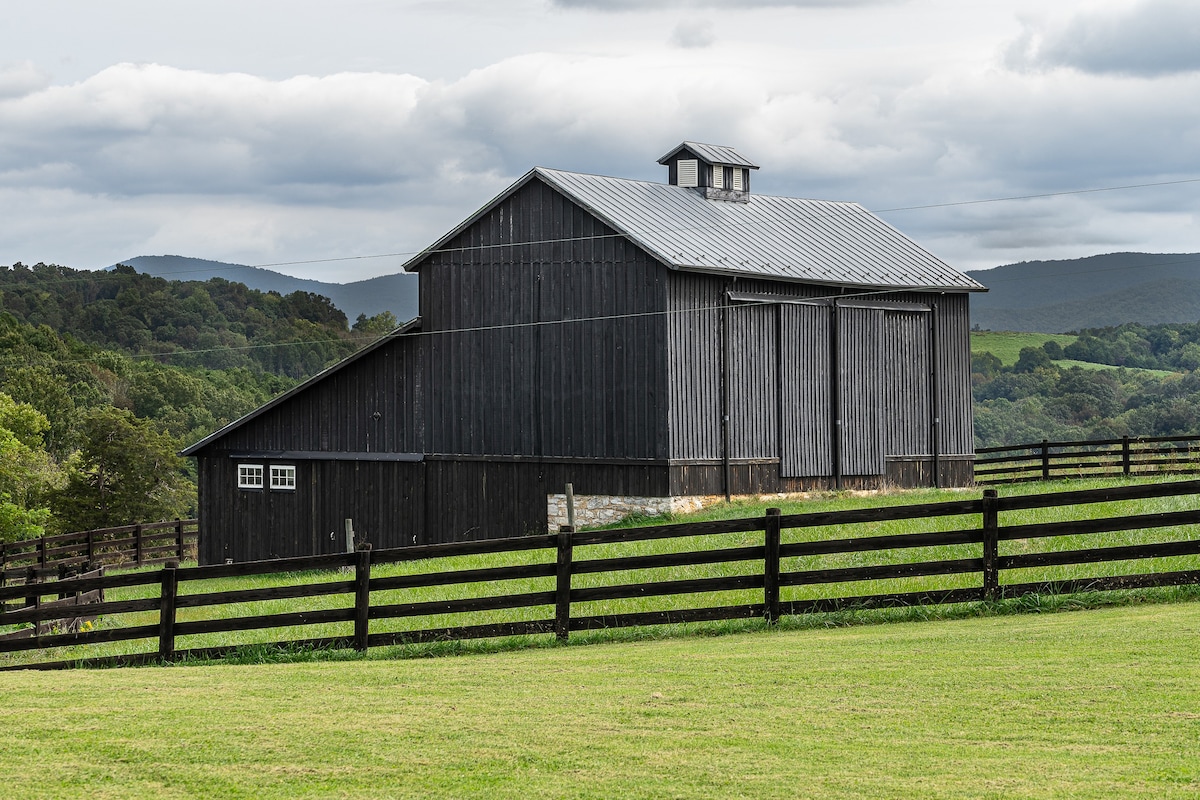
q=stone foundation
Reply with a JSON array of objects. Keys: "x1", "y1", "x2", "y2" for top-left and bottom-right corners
[{"x1": 546, "y1": 493, "x2": 724, "y2": 530}]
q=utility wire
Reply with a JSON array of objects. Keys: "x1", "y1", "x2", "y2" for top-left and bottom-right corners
[{"x1": 6, "y1": 174, "x2": 1199, "y2": 287}]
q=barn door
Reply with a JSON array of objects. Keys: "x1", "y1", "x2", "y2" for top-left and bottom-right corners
[
  {"x1": 779, "y1": 304, "x2": 831, "y2": 477},
  {"x1": 837, "y1": 306, "x2": 884, "y2": 476},
  {"x1": 779, "y1": 303, "x2": 883, "y2": 479}
]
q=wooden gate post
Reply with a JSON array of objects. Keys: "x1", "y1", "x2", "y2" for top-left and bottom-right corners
[
  {"x1": 158, "y1": 563, "x2": 178, "y2": 662},
  {"x1": 555, "y1": 525, "x2": 574, "y2": 642},
  {"x1": 353, "y1": 545, "x2": 372, "y2": 652},
  {"x1": 764, "y1": 508, "x2": 782, "y2": 624},
  {"x1": 175, "y1": 519, "x2": 185, "y2": 562},
  {"x1": 1040, "y1": 440, "x2": 1050, "y2": 481},
  {"x1": 981, "y1": 489, "x2": 999, "y2": 601},
  {"x1": 1122, "y1": 436, "x2": 1131, "y2": 476},
  {"x1": 135, "y1": 524, "x2": 145, "y2": 566}
]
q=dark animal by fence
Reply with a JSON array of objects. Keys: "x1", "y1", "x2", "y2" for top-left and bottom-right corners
[{"x1": 2, "y1": 480, "x2": 1199, "y2": 670}]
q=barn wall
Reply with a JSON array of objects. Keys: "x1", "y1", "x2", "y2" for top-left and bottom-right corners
[
  {"x1": 196, "y1": 455, "x2": 671, "y2": 563},
  {"x1": 665, "y1": 273, "x2": 976, "y2": 485},
  {"x1": 419, "y1": 178, "x2": 670, "y2": 460},
  {"x1": 215, "y1": 334, "x2": 424, "y2": 454}
]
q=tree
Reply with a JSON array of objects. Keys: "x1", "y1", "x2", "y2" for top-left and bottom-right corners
[
  {"x1": 0, "y1": 393, "x2": 60, "y2": 542},
  {"x1": 51, "y1": 407, "x2": 192, "y2": 532},
  {"x1": 352, "y1": 311, "x2": 399, "y2": 337}
]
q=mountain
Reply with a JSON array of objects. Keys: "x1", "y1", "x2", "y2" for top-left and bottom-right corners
[
  {"x1": 115, "y1": 255, "x2": 419, "y2": 324},
  {"x1": 966, "y1": 252, "x2": 1200, "y2": 333}
]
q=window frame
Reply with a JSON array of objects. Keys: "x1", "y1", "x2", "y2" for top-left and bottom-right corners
[
  {"x1": 237, "y1": 463, "x2": 264, "y2": 490},
  {"x1": 270, "y1": 464, "x2": 297, "y2": 491}
]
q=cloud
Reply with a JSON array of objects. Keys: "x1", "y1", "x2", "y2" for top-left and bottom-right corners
[
  {"x1": 671, "y1": 20, "x2": 715, "y2": 49},
  {"x1": 553, "y1": 0, "x2": 888, "y2": 8},
  {"x1": 0, "y1": 62, "x2": 50, "y2": 100},
  {"x1": 1007, "y1": 0, "x2": 1200, "y2": 77},
  {"x1": 2, "y1": 34, "x2": 1200, "y2": 277}
]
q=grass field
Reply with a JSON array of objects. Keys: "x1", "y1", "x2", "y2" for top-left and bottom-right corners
[
  {"x1": 970, "y1": 330, "x2": 1076, "y2": 365},
  {"x1": 2, "y1": 600, "x2": 1198, "y2": 799}
]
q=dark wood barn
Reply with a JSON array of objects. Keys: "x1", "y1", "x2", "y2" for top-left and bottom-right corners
[{"x1": 183, "y1": 141, "x2": 986, "y2": 563}]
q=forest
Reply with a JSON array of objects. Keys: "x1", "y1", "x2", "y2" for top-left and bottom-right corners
[
  {"x1": 0, "y1": 263, "x2": 397, "y2": 543},
  {"x1": 972, "y1": 324, "x2": 1200, "y2": 447}
]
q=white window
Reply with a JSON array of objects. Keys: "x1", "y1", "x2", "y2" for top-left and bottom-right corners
[
  {"x1": 712, "y1": 164, "x2": 724, "y2": 188},
  {"x1": 270, "y1": 465, "x2": 297, "y2": 490},
  {"x1": 238, "y1": 464, "x2": 264, "y2": 489},
  {"x1": 677, "y1": 159, "x2": 699, "y2": 188},
  {"x1": 731, "y1": 167, "x2": 744, "y2": 191}
]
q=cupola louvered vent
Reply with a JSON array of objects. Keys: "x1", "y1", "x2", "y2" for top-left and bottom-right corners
[
  {"x1": 657, "y1": 141, "x2": 759, "y2": 203},
  {"x1": 678, "y1": 159, "x2": 699, "y2": 188}
]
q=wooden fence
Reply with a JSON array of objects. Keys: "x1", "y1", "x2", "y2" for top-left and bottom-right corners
[
  {"x1": 975, "y1": 435, "x2": 1200, "y2": 484},
  {"x1": 3, "y1": 480, "x2": 1199, "y2": 670},
  {"x1": 0, "y1": 520, "x2": 198, "y2": 585}
]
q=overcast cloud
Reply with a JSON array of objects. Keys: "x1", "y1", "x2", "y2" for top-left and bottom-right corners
[
  {"x1": 1007, "y1": 0, "x2": 1200, "y2": 77},
  {"x1": 0, "y1": 0, "x2": 1197, "y2": 280}
]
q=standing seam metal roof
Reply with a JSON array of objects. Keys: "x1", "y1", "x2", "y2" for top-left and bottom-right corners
[
  {"x1": 533, "y1": 168, "x2": 985, "y2": 292},
  {"x1": 657, "y1": 142, "x2": 760, "y2": 169}
]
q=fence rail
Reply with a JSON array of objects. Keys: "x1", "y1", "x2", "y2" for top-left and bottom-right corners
[
  {"x1": 3, "y1": 480, "x2": 1200, "y2": 670},
  {"x1": 974, "y1": 435, "x2": 1200, "y2": 484},
  {"x1": 0, "y1": 520, "x2": 198, "y2": 584}
]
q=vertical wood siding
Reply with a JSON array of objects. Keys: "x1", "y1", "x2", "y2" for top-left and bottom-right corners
[
  {"x1": 838, "y1": 306, "x2": 884, "y2": 476},
  {"x1": 420, "y1": 179, "x2": 669, "y2": 460},
  {"x1": 779, "y1": 303, "x2": 831, "y2": 477},
  {"x1": 879, "y1": 310, "x2": 932, "y2": 457},
  {"x1": 214, "y1": 335, "x2": 424, "y2": 454},
  {"x1": 728, "y1": 303, "x2": 778, "y2": 459}
]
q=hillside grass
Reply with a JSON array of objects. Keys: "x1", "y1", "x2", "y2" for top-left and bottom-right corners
[
  {"x1": 4, "y1": 476, "x2": 1200, "y2": 669},
  {"x1": 2, "y1": 601, "x2": 1199, "y2": 799},
  {"x1": 970, "y1": 330, "x2": 1076, "y2": 365},
  {"x1": 970, "y1": 331, "x2": 1178, "y2": 376}
]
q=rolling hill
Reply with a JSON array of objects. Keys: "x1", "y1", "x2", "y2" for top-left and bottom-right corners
[
  {"x1": 966, "y1": 252, "x2": 1200, "y2": 332},
  {"x1": 115, "y1": 255, "x2": 419, "y2": 324}
]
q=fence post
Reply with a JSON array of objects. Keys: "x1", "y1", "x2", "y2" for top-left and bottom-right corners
[
  {"x1": 1122, "y1": 436, "x2": 1131, "y2": 475},
  {"x1": 764, "y1": 508, "x2": 782, "y2": 624},
  {"x1": 38, "y1": 537, "x2": 46, "y2": 568},
  {"x1": 86, "y1": 530, "x2": 95, "y2": 565},
  {"x1": 354, "y1": 545, "x2": 372, "y2": 652},
  {"x1": 981, "y1": 489, "x2": 999, "y2": 601},
  {"x1": 158, "y1": 563, "x2": 178, "y2": 662},
  {"x1": 1040, "y1": 440, "x2": 1050, "y2": 481},
  {"x1": 135, "y1": 523, "x2": 144, "y2": 566},
  {"x1": 24, "y1": 566, "x2": 38, "y2": 611},
  {"x1": 555, "y1": 525, "x2": 574, "y2": 642},
  {"x1": 175, "y1": 519, "x2": 185, "y2": 561}
]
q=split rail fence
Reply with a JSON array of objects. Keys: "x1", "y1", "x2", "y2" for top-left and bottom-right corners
[
  {"x1": 2, "y1": 481, "x2": 1200, "y2": 670},
  {"x1": 0, "y1": 520, "x2": 198, "y2": 586},
  {"x1": 975, "y1": 435, "x2": 1200, "y2": 484}
]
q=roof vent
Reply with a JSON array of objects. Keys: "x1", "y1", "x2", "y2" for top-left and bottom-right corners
[{"x1": 657, "y1": 141, "x2": 759, "y2": 203}]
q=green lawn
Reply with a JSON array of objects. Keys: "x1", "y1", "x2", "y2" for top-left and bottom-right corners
[{"x1": 2, "y1": 601, "x2": 1198, "y2": 799}]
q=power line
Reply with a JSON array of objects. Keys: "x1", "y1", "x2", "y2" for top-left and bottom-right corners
[{"x1": 6, "y1": 173, "x2": 1198, "y2": 287}]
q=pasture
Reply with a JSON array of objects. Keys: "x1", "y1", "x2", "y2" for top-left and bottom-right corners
[{"x1": 2, "y1": 600, "x2": 1198, "y2": 799}]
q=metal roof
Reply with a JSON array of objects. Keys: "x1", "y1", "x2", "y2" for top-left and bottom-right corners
[
  {"x1": 657, "y1": 141, "x2": 759, "y2": 169},
  {"x1": 533, "y1": 168, "x2": 986, "y2": 292}
]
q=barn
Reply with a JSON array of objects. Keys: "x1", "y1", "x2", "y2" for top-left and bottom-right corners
[{"x1": 183, "y1": 142, "x2": 987, "y2": 564}]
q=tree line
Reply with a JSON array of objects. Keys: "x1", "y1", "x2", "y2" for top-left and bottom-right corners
[
  {"x1": 0, "y1": 263, "x2": 397, "y2": 543},
  {"x1": 973, "y1": 323, "x2": 1200, "y2": 448}
]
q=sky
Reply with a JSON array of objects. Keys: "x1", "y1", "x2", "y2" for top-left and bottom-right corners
[{"x1": 1, "y1": 0, "x2": 1198, "y2": 282}]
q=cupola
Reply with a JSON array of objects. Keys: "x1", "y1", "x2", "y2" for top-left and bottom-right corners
[{"x1": 657, "y1": 141, "x2": 759, "y2": 203}]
